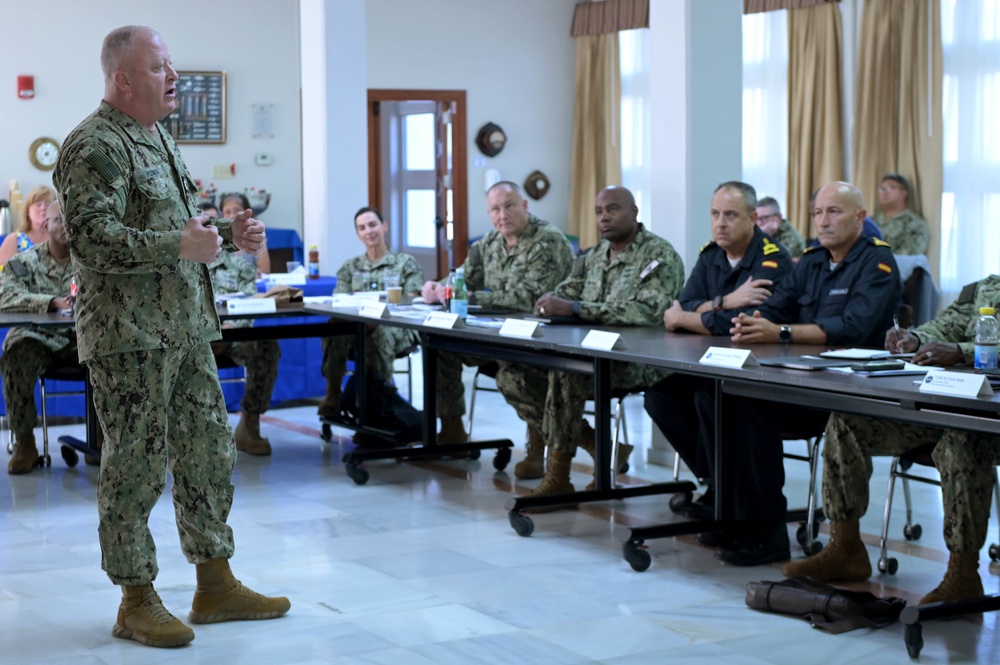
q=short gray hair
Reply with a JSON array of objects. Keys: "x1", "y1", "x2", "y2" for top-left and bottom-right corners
[
  {"x1": 101, "y1": 25, "x2": 151, "y2": 79},
  {"x1": 713, "y1": 181, "x2": 757, "y2": 214}
]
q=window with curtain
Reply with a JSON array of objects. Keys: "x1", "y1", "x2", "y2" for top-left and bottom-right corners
[
  {"x1": 620, "y1": 28, "x2": 651, "y2": 224},
  {"x1": 941, "y1": 0, "x2": 1000, "y2": 298},
  {"x1": 742, "y1": 10, "x2": 789, "y2": 211}
]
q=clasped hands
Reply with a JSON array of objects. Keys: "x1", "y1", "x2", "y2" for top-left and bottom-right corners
[{"x1": 179, "y1": 208, "x2": 264, "y2": 264}]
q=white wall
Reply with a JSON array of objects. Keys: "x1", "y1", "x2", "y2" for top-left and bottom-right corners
[
  {"x1": 365, "y1": 0, "x2": 579, "y2": 240},
  {"x1": 0, "y1": 0, "x2": 302, "y2": 231}
]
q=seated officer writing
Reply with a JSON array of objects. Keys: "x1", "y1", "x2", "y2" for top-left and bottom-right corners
[
  {"x1": 1, "y1": 201, "x2": 80, "y2": 474},
  {"x1": 496, "y1": 186, "x2": 684, "y2": 501},
  {"x1": 783, "y1": 277, "x2": 1000, "y2": 605}
]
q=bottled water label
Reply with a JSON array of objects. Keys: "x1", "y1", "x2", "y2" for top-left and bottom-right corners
[
  {"x1": 450, "y1": 299, "x2": 468, "y2": 319},
  {"x1": 975, "y1": 343, "x2": 998, "y2": 370}
]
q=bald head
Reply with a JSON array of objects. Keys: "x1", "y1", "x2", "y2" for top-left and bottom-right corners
[
  {"x1": 813, "y1": 181, "x2": 866, "y2": 260},
  {"x1": 101, "y1": 25, "x2": 156, "y2": 80},
  {"x1": 595, "y1": 186, "x2": 640, "y2": 248}
]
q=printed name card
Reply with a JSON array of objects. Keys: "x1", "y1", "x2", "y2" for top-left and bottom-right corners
[
  {"x1": 359, "y1": 302, "x2": 390, "y2": 319},
  {"x1": 918, "y1": 371, "x2": 995, "y2": 398},
  {"x1": 699, "y1": 346, "x2": 759, "y2": 369},
  {"x1": 581, "y1": 330, "x2": 627, "y2": 351},
  {"x1": 266, "y1": 273, "x2": 307, "y2": 286},
  {"x1": 499, "y1": 318, "x2": 542, "y2": 339},
  {"x1": 227, "y1": 298, "x2": 276, "y2": 315},
  {"x1": 423, "y1": 312, "x2": 464, "y2": 329}
]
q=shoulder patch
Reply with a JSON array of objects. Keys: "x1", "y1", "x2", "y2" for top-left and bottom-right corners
[
  {"x1": 7, "y1": 258, "x2": 28, "y2": 278},
  {"x1": 700, "y1": 240, "x2": 715, "y2": 253},
  {"x1": 468, "y1": 243, "x2": 481, "y2": 266},
  {"x1": 761, "y1": 238, "x2": 780, "y2": 256},
  {"x1": 957, "y1": 281, "x2": 978, "y2": 304},
  {"x1": 84, "y1": 148, "x2": 123, "y2": 184},
  {"x1": 877, "y1": 262, "x2": 893, "y2": 274},
  {"x1": 571, "y1": 255, "x2": 587, "y2": 278},
  {"x1": 760, "y1": 260, "x2": 779, "y2": 269},
  {"x1": 803, "y1": 245, "x2": 819, "y2": 254},
  {"x1": 874, "y1": 238, "x2": 891, "y2": 248}
]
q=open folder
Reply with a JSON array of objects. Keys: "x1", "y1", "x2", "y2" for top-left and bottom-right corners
[{"x1": 758, "y1": 356, "x2": 855, "y2": 371}]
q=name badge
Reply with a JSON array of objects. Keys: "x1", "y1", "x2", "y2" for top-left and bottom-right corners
[
  {"x1": 267, "y1": 273, "x2": 307, "y2": 286},
  {"x1": 499, "y1": 318, "x2": 542, "y2": 339},
  {"x1": 918, "y1": 371, "x2": 994, "y2": 398},
  {"x1": 227, "y1": 298, "x2": 276, "y2": 314},
  {"x1": 581, "y1": 330, "x2": 627, "y2": 351},
  {"x1": 424, "y1": 312, "x2": 464, "y2": 329},
  {"x1": 359, "y1": 302, "x2": 389, "y2": 319},
  {"x1": 699, "y1": 346, "x2": 759, "y2": 369}
]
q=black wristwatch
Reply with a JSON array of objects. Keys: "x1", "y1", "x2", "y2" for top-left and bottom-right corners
[
  {"x1": 712, "y1": 294, "x2": 724, "y2": 312},
  {"x1": 572, "y1": 301, "x2": 582, "y2": 316},
  {"x1": 778, "y1": 325, "x2": 792, "y2": 343}
]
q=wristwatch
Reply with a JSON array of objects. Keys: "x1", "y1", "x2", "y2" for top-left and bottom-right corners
[
  {"x1": 712, "y1": 295, "x2": 724, "y2": 312},
  {"x1": 572, "y1": 301, "x2": 582, "y2": 316},
  {"x1": 778, "y1": 325, "x2": 792, "y2": 343}
]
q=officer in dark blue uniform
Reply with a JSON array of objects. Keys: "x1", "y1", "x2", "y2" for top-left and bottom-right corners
[{"x1": 645, "y1": 181, "x2": 793, "y2": 516}]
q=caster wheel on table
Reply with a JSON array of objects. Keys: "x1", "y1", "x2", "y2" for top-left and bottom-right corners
[
  {"x1": 508, "y1": 510, "x2": 534, "y2": 537},
  {"x1": 903, "y1": 523, "x2": 922, "y2": 541},
  {"x1": 878, "y1": 556, "x2": 898, "y2": 575},
  {"x1": 61, "y1": 446, "x2": 79, "y2": 468},
  {"x1": 345, "y1": 461, "x2": 369, "y2": 485},
  {"x1": 623, "y1": 541, "x2": 651, "y2": 572},
  {"x1": 493, "y1": 447, "x2": 511, "y2": 471}
]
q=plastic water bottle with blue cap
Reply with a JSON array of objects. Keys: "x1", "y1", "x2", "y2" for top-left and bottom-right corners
[{"x1": 974, "y1": 306, "x2": 998, "y2": 369}]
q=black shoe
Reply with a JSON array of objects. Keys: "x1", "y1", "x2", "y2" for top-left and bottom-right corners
[
  {"x1": 672, "y1": 488, "x2": 714, "y2": 521},
  {"x1": 716, "y1": 523, "x2": 790, "y2": 566},
  {"x1": 697, "y1": 530, "x2": 739, "y2": 548}
]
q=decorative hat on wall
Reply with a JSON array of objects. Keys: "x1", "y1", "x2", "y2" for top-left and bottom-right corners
[
  {"x1": 475, "y1": 122, "x2": 507, "y2": 157},
  {"x1": 524, "y1": 170, "x2": 550, "y2": 200}
]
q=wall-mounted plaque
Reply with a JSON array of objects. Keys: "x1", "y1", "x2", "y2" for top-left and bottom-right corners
[{"x1": 163, "y1": 71, "x2": 227, "y2": 144}]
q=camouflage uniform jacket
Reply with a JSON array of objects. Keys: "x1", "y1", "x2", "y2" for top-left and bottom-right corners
[
  {"x1": 873, "y1": 208, "x2": 929, "y2": 256},
  {"x1": 335, "y1": 250, "x2": 424, "y2": 294},
  {"x1": 462, "y1": 215, "x2": 573, "y2": 311},
  {"x1": 54, "y1": 101, "x2": 239, "y2": 362},
  {"x1": 208, "y1": 252, "x2": 259, "y2": 330},
  {"x1": 0, "y1": 241, "x2": 76, "y2": 352},
  {"x1": 772, "y1": 218, "x2": 805, "y2": 258},
  {"x1": 555, "y1": 224, "x2": 684, "y2": 326},
  {"x1": 911, "y1": 275, "x2": 1000, "y2": 365}
]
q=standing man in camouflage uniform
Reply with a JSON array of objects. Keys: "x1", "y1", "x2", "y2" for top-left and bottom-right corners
[
  {"x1": 755, "y1": 196, "x2": 805, "y2": 260},
  {"x1": 496, "y1": 186, "x2": 684, "y2": 502},
  {"x1": 1, "y1": 201, "x2": 79, "y2": 474},
  {"x1": 54, "y1": 25, "x2": 288, "y2": 649},
  {"x1": 207, "y1": 248, "x2": 281, "y2": 456},
  {"x1": 873, "y1": 173, "x2": 929, "y2": 255},
  {"x1": 420, "y1": 181, "x2": 574, "y2": 458},
  {"x1": 784, "y1": 276, "x2": 1000, "y2": 605},
  {"x1": 318, "y1": 207, "x2": 424, "y2": 422}
]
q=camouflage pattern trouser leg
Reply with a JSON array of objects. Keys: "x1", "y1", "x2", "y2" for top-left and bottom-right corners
[
  {"x1": 88, "y1": 343, "x2": 236, "y2": 586},
  {"x1": 824, "y1": 412, "x2": 998, "y2": 553},
  {"x1": 498, "y1": 361, "x2": 666, "y2": 453},
  {"x1": 0, "y1": 337, "x2": 79, "y2": 437},
  {"x1": 322, "y1": 325, "x2": 420, "y2": 387},
  {"x1": 435, "y1": 351, "x2": 493, "y2": 420},
  {"x1": 223, "y1": 340, "x2": 281, "y2": 415}
]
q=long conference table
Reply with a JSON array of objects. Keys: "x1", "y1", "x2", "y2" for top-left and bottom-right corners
[{"x1": 302, "y1": 302, "x2": 1000, "y2": 658}]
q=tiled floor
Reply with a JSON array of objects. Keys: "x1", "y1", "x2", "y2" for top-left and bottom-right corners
[{"x1": 1, "y1": 359, "x2": 999, "y2": 664}]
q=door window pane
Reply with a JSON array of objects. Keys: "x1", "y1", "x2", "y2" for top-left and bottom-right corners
[
  {"x1": 404, "y1": 113, "x2": 435, "y2": 171},
  {"x1": 405, "y1": 189, "x2": 436, "y2": 248}
]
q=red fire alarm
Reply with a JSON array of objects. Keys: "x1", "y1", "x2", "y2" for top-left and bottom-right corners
[{"x1": 17, "y1": 75, "x2": 34, "y2": 99}]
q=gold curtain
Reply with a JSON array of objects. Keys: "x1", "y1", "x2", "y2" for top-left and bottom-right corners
[
  {"x1": 786, "y1": 2, "x2": 843, "y2": 236},
  {"x1": 568, "y1": 33, "x2": 622, "y2": 249},
  {"x1": 853, "y1": 0, "x2": 942, "y2": 273},
  {"x1": 744, "y1": 0, "x2": 839, "y2": 14},
  {"x1": 571, "y1": 0, "x2": 649, "y2": 36}
]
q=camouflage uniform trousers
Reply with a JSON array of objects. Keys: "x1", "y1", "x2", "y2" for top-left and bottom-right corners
[
  {"x1": 825, "y1": 412, "x2": 1000, "y2": 554},
  {"x1": 496, "y1": 361, "x2": 668, "y2": 453},
  {"x1": 88, "y1": 342, "x2": 236, "y2": 586},
  {"x1": 0, "y1": 335, "x2": 79, "y2": 437},
  {"x1": 321, "y1": 325, "x2": 420, "y2": 395},
  {"x1": 435, "y1": 351, "x2": 496, "y2": 420},
  {"x1": 216, "y1": 340, "x2": 281, "y2": 415}
]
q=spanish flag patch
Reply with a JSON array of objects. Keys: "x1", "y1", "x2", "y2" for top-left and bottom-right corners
[
  {"x1": 878, "y1": 263, "x2": 892, "y2": 274},
  {"x1": 761, "y1": 260, "x2": 778, "y2": 269}
]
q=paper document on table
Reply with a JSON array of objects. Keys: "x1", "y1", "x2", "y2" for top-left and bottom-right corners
[
  {"x1": 826, "y1": 362, "x2": 939, "y2": 377},
  {"x1": 329, "y1": 292, "x2": 381, "y2": 307},
  {"x1": 819, "y1": 348, "x2": 892, "y2": 360}
]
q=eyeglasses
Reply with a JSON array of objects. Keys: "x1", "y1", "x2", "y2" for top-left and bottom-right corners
[
  {"x1": 878, "y1": 185, "x2": 903, "y2": 192},
  {"x1": 757, "y1": 213, "x2": 781, "y2": 221}
]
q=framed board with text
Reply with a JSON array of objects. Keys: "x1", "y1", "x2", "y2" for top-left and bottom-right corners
[{"x1": 163, "y1": 71, "x2": 227, "y2": 144}]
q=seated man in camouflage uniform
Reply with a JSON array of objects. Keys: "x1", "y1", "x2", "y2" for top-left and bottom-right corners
[
  {"x1": 755, "y1": 196, "x2": 805, "y2": 261},
  {"x1": 496, "y1": 186, "x2": 684, "y2": 501},
  {"x1": 872, "y1": 173, "x2": 929, "y2": 256},
  {"x1": 1, "y1": 201, "x2": 80, "y2": 474},
  {"x1": 421, "y1": 181, "x2": 574, "y2": 458},
  {"x1": 204, "y1": 211, "x2": 281, "y2": 456},
  {"x1": 784, "y1": 276, "x2": 1000, "y2": 605},
  {"x1": 318, "y1": 207, "x2": 424, "y2": 425}
]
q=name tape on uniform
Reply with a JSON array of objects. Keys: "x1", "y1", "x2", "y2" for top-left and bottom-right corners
[
  {"x1": 359, "y1": 302, "x2": 390, "y2": 319},
  {"x1": 499, "y1": 318, "x2": 542, "y2": 339},
  {"x1": 227, "y1": 298, "x2": 277, "y2": 315},
  {"x1": 699, "y1": 347, "x2": 759, "y2": 369},
  {"x1": 918, "y1": 370, "x2": 994, "y2": 398},
  {"x1": 423, "y1": 312, "x2": 465, "y2": 329},
  {"x1": 581, "y1": 330, "x2": 627, "y2": 351}
]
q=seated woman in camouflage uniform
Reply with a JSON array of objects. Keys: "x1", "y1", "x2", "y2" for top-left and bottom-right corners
[{"x1": 317, "y1": 207, "x2": 423, "y2": 420}]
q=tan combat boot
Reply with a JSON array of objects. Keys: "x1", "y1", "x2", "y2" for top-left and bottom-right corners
[
  {"x1": 578, "y1": 420, "x2": 634, "y2": 490},
  {"x1": 439, "y1": 417, "x2": 468, "y2": 444},
  {"x1": 317, "y1": 377, "x2": 342, "y2": 420},
  {"x1": 514, "y1": 426, "x2": 545, "y2": 480},
  {"x1": 525, "y1": 449, "x2": 577, "y2": 512},
  {"x1": 8, "y1": 431, "x2": 39, "y2": 475},
  {"x1": 919, "y1": 552, "x2": 983, "y2": 605},
  {"x1": 189, "y1": 558, "x2": 291, "y2": 624},
  {"x1": 113, "y1": 583, "x2": 195, "y2": 648},
  {"x1": 781, "y1": 519, "x2": 872, "y2": 582},
  {"x1": 235, "y1": 413, "x2": 272, "y2": 456}
]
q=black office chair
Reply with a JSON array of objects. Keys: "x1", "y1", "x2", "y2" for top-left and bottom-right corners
[{"x1": 39, "y1": 364, "x2": 88, "y2": 468}]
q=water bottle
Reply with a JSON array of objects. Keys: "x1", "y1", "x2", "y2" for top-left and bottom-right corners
[
  {"x1": 308, "y1": 245, "x2": 320, "y2": 279},
  {"x1": 449, "y1": 267, "x2": 468, "y2": 319},
  {"x1": 0, "y1": 200, "x2": 11, "y2": 236},
  {"x1": 974, "y1": 306, "x2": 999, "y2": 369},
  {"x1": 443, "y1": 268, "x2": 456, "y2": 312},
  {"x1": 70, "y1": 276, "x2": 78, "y2": 317}
]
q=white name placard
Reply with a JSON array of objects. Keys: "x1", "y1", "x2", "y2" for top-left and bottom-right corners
[
  {"x1": 581, "y1": 330, "x2": 627, "y2": 351},
  {"x1": 266, "y1": 273, "x2": 307, "y2": 286},
  {"x1": 699, "y1": 346, "x2": 759, "y2": 369},
  {"x1": 227, "y1": 298, "x2": 276, "y2": 315},
  {"x1": 359, "y1": 302, "x2": 389, "y2": 319},
  {"x1": 499, "y1": 318, "x2": 542, "y2": 339},
  {"x1": 424, "y1": 312, "x2": 464, "y2": 329},
  {"x1": 918, "y1": 371, "x2": 995, "y2": 398}
]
